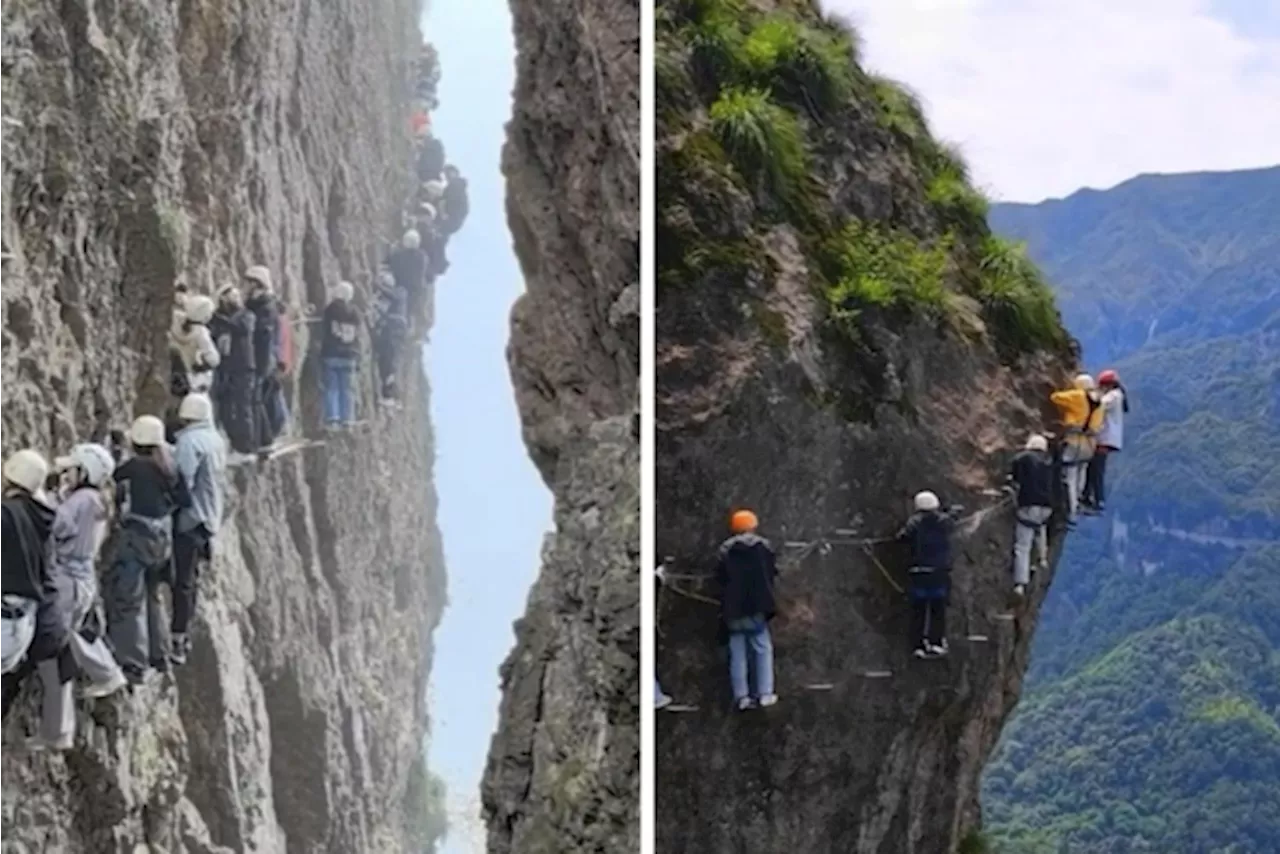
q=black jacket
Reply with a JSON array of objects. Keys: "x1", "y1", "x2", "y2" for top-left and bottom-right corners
[
  {"x1": 898, "y1": 508, "x2": 961, "y2": 573},
  {"x1": 2, "y1": 492, "x2": 56, "y2": 601},
  {"x1": 322, "y1": 300, "x2": 361, "y2": 360},
  {"x1": 442, "y1": 177, "x2": 469, "y2": 235},
  {"x1": 1009, "y1": 449, "x2": 1054, "y2": 508},
  {"x1": 373, "y1": 284, "x2": 409, "y2": 342},
  {"x1": 114, "y1": 454, "x2": 191, "y2": 521},
  {"x1": 209, "y1": 306, "x2": 256, "y2": 374},
  {"x1": 716, "y1": 533, "x2": 779, "y2": 623},
  {"x1": 417, "y1": 138, "x2": 445, "y2": 182},
  {"x1": 387, "y1": 247, "x2": 429, "y2": 295},
  {"x1": 246, "y1": 292, "x2": 280, "y2": 378}
]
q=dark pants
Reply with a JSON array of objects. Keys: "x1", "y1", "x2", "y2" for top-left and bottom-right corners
[
  {"x1": 375, "y1": 333, "x2": 402, "y2": 399},
  {"x1": 172, "y1": 526, "x2": 211, "y2": 636},
  {"x1": 215, "y1": 372, "x2": 257, "y2": 453},
  {"x1": 255, "y1": 373, "x2": 288, "y2": 447},
  {"x1": 1084, "y1": 447, "x2": 1113, "y2": 506},
  {"x1": 105, "y1": 554, "x2": 170, "y2": 672},
  {"x1": 910, "y1": 588, "x2": 948, "y2": 649},
  {"x1": 2, "y1": 644, "x2": 73, "y2": 720}
]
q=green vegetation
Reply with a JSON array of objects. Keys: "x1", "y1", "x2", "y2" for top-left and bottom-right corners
[
  {"x1": 870, "y1": 74, "x2": 929, "y2": 141},
  {"x1": 709, "y1": 87, "x2": 809, "y2": 205},
  {"x1": 976, "y1": 236, "x2": 1069, "y2": 353},
  {"x1": 824, "y1": 220, "x2": 950, "y2": 316},
  {"x1": 928, "y1": 157, "x2": 990, "y2": 226},
  {"x1": 404, "y1": 755, "x2": 449, "y2": 853}
]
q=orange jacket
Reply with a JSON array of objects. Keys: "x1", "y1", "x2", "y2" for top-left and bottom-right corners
[{"x1": 1050, "y1": 388, "x2": 1104, "y2": 449}]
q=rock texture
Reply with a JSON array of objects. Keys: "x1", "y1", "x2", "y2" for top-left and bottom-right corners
[
  {"x1": 481, "y1": 0, "x2": 640, "y2": 851},
  {"x1": 1, "y1": 2, "x2": 445, "y2": 852},
  {"x1": 654, "y1": 2, "x2": 1076, "y2": 852}
]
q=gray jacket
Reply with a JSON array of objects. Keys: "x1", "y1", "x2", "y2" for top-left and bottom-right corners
[
  {"x1": 50, "y1": 487, "x2": 106, "y2": 582},
  {"x1": 174, "y1": 420, "x2": 227, "y2": 535}
]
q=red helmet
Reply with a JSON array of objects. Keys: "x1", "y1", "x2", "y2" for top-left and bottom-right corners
[{"x1": 1098, "y1": 369, "x2": 1119, "y2": 386}]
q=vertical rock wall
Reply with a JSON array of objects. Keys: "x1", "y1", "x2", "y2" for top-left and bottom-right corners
[
  {"x1": 2, "y1": 1, "x2": 446, "y2": 852},
  {"x1": 481, "y1": 0, "x2": 641, "y2": 851}
]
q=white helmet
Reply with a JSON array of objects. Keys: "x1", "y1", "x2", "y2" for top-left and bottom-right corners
[
  {"x1": 402, "y1": 229, "x2": 421, "y2": 250},
  {"x1": 178, "y1": 393, "x2": 214, "y2": 423},
  {"x1": 419, "y1": 202, "x2": 437, "y2": 223},
  {"x1": 130, "y1": 415, "x2": 167, "y2": 447},
  {"x1": 914, "y1": 490, "x2": 941, "y2": 512},
  {"x1": 1073, "y1": 373, "x2": 1096, "y2": 391},
  {"x1": 1025, "y1": 433, "x2": 1049, "y2": 453},
  {"x1": 217, "y1": 284, "x2": 243, "y2": 308},
  {"x1": 244, "y1": 265, "x2": 273, "y2": 292},
  {"x1": 423, "y1": 179, "x2": 446, "y2": 200},
  {"x1": 185, "y1": 295, "x2": 215, "y2": 324},
  {"x1": 3, "y1": 449, "x2": 49, "y2": 493},
  {"x1": 69, "y1": 443, "x2": 115, "y2": 488},
  {"x1": 334, "y1": 281, "x2": 355, "y2": 302}
]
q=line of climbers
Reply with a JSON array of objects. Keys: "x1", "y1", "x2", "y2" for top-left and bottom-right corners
[
  {"x1": 2, "y1": 394, "x2": 226, "y2": 750},
  {"x1": 655, "y1": 369, "x2": 1130, "y2": 712}
]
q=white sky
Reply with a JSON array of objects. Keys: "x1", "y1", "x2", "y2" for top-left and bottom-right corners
[{"x1": 826, "y1": 0, "x2": 1280, "y2": 201}]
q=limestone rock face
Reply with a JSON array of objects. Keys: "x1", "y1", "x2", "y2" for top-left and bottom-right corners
[
  {"x1": 481, "y1": 0, "x2": 640, "y2": 851},
  {"x1": 1, "y1": 2, "x2": 445, "y2": 852}
]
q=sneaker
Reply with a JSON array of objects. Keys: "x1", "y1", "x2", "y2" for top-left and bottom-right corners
[
  {"x1": 28, "y1": 735, "x2": 73, "y2": 752},
  {"x1": 1033, "y1": 560, "x2": 1047, "y2": 574},
  {"x1": 150, "y1": 658, "x2": 171, "y2": 675},
  {"x1": 930, "y1": 639, "x2": 950, "y2": 657},
  {"x1": 656, "y1": 693, "x2": 673, "y2": 711},
  {"x1": 735, "y1": 696, "x2": 755, "y2": 711},
  {"x1": 914, "y1": 647, "x2": 932, "y2": 659},
  {"x1": 125, "y1": 665, "x2": 149, "y2": 686},
  {"x1": 82, "y1": 670, "x2": 128, "y2": 699},
  {"x1": 170, "y1": 634, "x2": 190, "y2": 666},
  {"x1": 757, "y1": 693, "x2": 778, "y2": 708},
  {"x1": 1014, "y1": 584, "x2": 1026, "y2": 598}
]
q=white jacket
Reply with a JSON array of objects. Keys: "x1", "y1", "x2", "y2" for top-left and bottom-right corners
[
  {"x1": 172, "y1": 322, "x2": 221, "y2": 393},
  {"x1": 1095, "y1": 388, "x2": 1126, "y2": 449}
]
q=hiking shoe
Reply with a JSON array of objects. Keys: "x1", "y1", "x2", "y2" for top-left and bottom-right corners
[
  {"x1": 930, "y1": 639, "x2": 950, "y2": 657},
  {"x1": 82, "y1": 670, "x2": 128, "y2": 699},
  {"x1": 1013, "y1": 584, "x2": 1026, "y2": 598},
  {"x1": 27, "y1": 735, "x2": 73, "y2": 752},
  {"x1": 913, "y1": 647, "x2": 932, "y2": 659},
  {"x1": 170, "y1": 634, "x2": 190, "y2": 666},
  {"x1": 757, "y1": 693, "x2": 778, "y2": 708},
  {"x1": 735, "y1": 696, "x2": 755, "y2": 711},
  {"x1": 656, "y1": 693, "x2": 673, "y2": 711}
]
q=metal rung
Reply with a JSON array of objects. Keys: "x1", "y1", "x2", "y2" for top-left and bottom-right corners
[
  {"x1": 966, "y1": 635, "x2": 990, "y2": 642},
  {"x1": 661, "y1": 704, "x2": 699, "y2": 713},
  {"x1": 805, "y1": 683, "x2": 835, "y2": 691},
  {"x1": 862, "y1": 670, "x2": 893, "y2": 679},
  {"x1": 991, "y1": 613, "x2": 1016, "y2": 621}
]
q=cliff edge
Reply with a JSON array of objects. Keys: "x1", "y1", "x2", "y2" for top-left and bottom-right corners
[
  {"x1": 1, "y1": 2, "x2": 446, "y2": 852},
  {"x1": 654, "y1": 2, "x2": 1076, "y2": 852},
  {"x1": 480, "y1": 0, "x2": 640, "y2": 851}
]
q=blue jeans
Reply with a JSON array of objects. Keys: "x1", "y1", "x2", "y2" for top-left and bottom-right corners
[
  {"x1": 727, "y1": 614, "x2": 774, "y2": 701},
  {"x1": 323, "y1": 357, "x2": 357, "y2": 424}
]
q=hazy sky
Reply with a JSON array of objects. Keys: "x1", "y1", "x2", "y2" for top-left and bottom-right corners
[
  {"x1": 826, "y1": 0, "x2": 1280, "y2": 201},
  {"x1": 423, "y1": 1, "x2": 550, "y2": 851}
]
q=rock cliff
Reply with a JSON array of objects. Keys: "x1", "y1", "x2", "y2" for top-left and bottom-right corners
[
  {"x1": 480, "y1": 0, "x2": 640, "y2": 851},
  {"x1": 654, "y1": 2, "x2": 1076, "y2": 851},
  {"x1": 1, "y1": 2, "x2": 446, "y2": 852}
]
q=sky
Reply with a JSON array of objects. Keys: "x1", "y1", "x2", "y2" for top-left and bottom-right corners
[
  {"x1": 422, "y1": 1, "x2": 551, "y2": 851},
  {"x1": 826, "y1": 0, "x2": 1280, "y2": 202}
]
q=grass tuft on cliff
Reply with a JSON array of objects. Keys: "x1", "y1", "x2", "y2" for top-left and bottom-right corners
[{"x1": 658, "y1": 0, "x2": 1071, "y2": 361}]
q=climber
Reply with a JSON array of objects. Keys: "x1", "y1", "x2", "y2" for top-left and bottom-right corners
[
  {"x1": 441, "y1": 165, "x2": 469, "y2": 235},
  {"x1": 654, "y1": 561, "x2": 675, "y2": 711},
  {"x1": 170, "y1": 393, "x2": 227, "y2": 666},
  {"x1": 1008, "y1": 434, "x2": 1054, "y2": 599},
  {"x1": 106, "y1": 415, "x2": 192, "y2": 682},
  {"x1": 50, "y1": 445, "x2": 126, "y2": 711},
  {"x1": 1083, "y1": 370, "x2": 1129, "y2": 513},
  {"x1": 208, "y1": 285, "x2": 259, "y2": 457},
  {"x1": 1050, "y1": 374, "x2": 1104, "y2": 524},
  {"x1": 716, "y1": 510, "x2": 779, "y2": 711},
  {"x1": 1, "y1": 450, "x2": 60, "y2": 723},
  {"x1": 244, "y1": 265, "x2": 289, "y2": 450},
  {"x1": 2, "y1": 451, "x2": 55, "y2": 679},
  {"x1": 423, "y1": 222, "x2": 451, "y2": 281},
  {"x1": 322, "y1": 281, "x2": 362, "y2": 430},
  {"x1": 387, "y1": 229, "x2": 429, "y2": 327},
  {"x1": 371, "y1": 269, "x2": 409, "y2": 405},
  {"x1": 897, "y1": 491, "x2": 964, "y2": 659},
  {"x1": 172, "y1": 294, "x2": 221, "y2": 396},
  {"x1": 421, "y1": 177, "x2": 447, "y2": 205},
  {"x1": 416, "y1": 136, "x2": 446, "y2": 182}
]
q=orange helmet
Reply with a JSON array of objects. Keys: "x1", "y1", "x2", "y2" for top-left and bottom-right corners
[
  {"x1": 730, "y1": 509, "x2": 758, "y2": 533},
  {"x1": 1098, "y1": 369, "x2": 1119, "y2": 386}
]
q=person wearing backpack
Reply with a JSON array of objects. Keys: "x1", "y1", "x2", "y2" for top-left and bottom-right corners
[
  {"x1": 106, "y1": 416, "x2": 192, "y2": 682},
  {"x1": 371, "y1": 269, "x2": 409, "y2": 404},
  {"x1": 898, "y1": 491, "x2": 965, "y2": 659},
  {"x1": 1083, "y1": 369, "x2": 1129, "y2": 513},
  {"x1": 208, "y1": 286, "x2": 258, "y2": 457},
  {"x1": 1007, "y1": 434, "x2": 1055, "y2": 598},
  {"x1": 244, "y1": 266, "x2": 289, "y2": 451},
  {"x1": 716, "y1": 510, "x2": 779, "y2": 711},
  {"x1": 1050, "y1": 374, "x2": 1104, "y2": 524}
]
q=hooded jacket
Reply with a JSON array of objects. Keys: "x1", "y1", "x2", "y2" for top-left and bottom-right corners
[
  {"x1": 898, "y1": 508, "x2": 959, "y2": 574},
  {"x1": 1009, "y1": 449, "x2": 1054, "y2": 508},
  {"x1": 208, "y1": 305, "x2": 256, "y2": 375},
  {"x1": 322, "y1": 299, "x2": 362, "y2": 360},
  {"x1": 1095, "y1": 387, "x2": 1127, "y2": 449},
  {"x1": 716, "y1": 532, "x2": 779, "y2": 623},
  {"x1": 387, "y1": 246, "x2": 429, "y2": 295},
  {"x1": 2, "y1": 492, "x2": 56, "y2": 601},
  {"x1": 174, "y1": 419, "x2": 227, "y2": 535},
  {"x1": 50, "y1": 486, "x2": 108, "y2": 582},
  {"x1": 442, "y1": 176, "x2": 469, "y2": 235}
]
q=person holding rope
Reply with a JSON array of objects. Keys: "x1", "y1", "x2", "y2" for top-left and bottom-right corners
[
  {"x1": 716, "y1": 510, "x2": 779, "y2": 711},
  {"x1": 897, "y1": 491, "x2": 964, "y2": 659}
]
